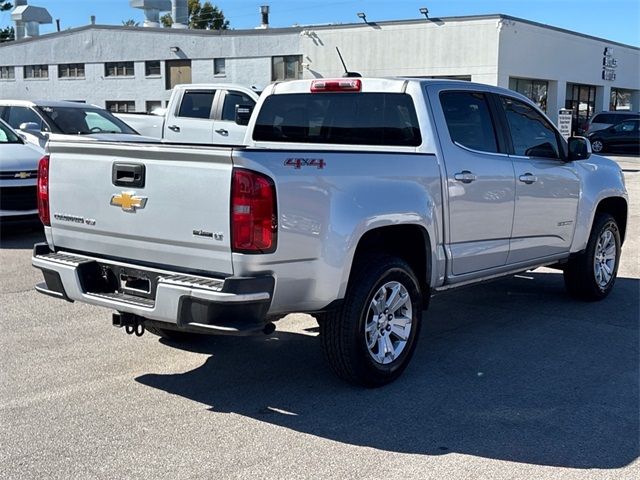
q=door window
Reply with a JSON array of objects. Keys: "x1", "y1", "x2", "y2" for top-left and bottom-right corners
[
  {"x1": 7, "y1": 106, "x2": 43, "y2": 130},
  {"x1": 221, "y1": 91, "x2": 255, "y2": 122},
  {"x1": 177, "y1": 91, "x2": 215, "y2": 119},
  {"x1": 500, "y1": 97, "x2": 560, "y2": 159},
  {"x1": 440, "y1": 91, "x2": 499, "y2": 153},
  {"x1": 612, "y1": 120, "x2": 637, "y2": 133}
]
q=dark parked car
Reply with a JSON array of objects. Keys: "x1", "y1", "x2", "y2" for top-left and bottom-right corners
[{"x1": 588, "y1": 119, "x2": 640, "y2": 153}]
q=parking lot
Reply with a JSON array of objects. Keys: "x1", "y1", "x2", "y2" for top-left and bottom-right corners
[{"x1": 1, "y1": 155, "x2": 638, "y2": 480}]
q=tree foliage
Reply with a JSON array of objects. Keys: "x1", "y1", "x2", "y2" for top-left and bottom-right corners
[
  {"x1": 0, "y1": 25, "x2": 14, "y2": 42},
  {"x1": 122, "y1": 19, "x2": 140, "y2": 27},
  {"x1": 160, "y1": 0, "x2": 229, "y2": 30},
  {"x1": 0, "y1": 1, "x2": 12, "y2": 13}
]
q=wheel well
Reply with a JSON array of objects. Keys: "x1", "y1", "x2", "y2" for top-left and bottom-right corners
[
  {"x1": 596, "y1": 197, "x2": 628, "y2": 243},
  {"x1": 352, "y1": 225, "x2": 431, "y2": 301}
]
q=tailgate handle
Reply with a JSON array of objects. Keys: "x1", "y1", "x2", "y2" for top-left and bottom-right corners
[{"x1": 112, "y1": 163, "x2": 145, "y2": 188}]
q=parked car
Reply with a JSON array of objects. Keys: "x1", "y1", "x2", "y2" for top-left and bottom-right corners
[
  {"x1": 588, "y1": 118, "x2": 640, "y2": 153},
  {"x1": 585, "y1": 111, "x2": 639, "y2": 135},
  {"x1": 33, "y1": 78, "x2": 627, "y2": 386},
  {"x1": 114, "y1": 84, "x2": 260, "y2": 145},
  {"x1": 0, "y1": 118, "x2": 44, "y2": 226},
  {"x1": 0, "y1": 100, "x2": 155, "y2": 150}
]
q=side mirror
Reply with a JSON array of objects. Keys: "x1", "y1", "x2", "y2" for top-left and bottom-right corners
[
  {"x1": 235, "y1": 104, "x2": 254, "y2": 126},
  {"x1": 19, "y1": 122, "x2": 40, "y2": 132},
  {"x1": 568, "y1": 136, "x2": 591, "y2": 161}
]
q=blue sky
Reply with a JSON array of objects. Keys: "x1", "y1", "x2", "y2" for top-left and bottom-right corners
[{"x1": 1, "y1": 0, "x2": 639, "y2": 46}]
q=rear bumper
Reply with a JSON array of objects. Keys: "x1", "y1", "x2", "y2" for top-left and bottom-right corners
[{"x1": 32, "y1": 243, "x2": 274, "y2": 335}]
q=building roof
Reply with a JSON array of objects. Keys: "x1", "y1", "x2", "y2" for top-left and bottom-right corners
[{"x1": 0, "y1": 13, "x2": 637, "y2": 51}]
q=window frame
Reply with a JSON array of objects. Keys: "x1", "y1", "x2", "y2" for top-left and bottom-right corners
[
  {"x1": 496, "y1": 94, "x2": 568, "y2": 161},
  {"x1": 104, "y1": 62, "x2": 135, "y2": 78},
  {"x1": 105, "y1": 101, "x2": 136, "y2": 113},
  {"x1": 271, "y1": 55, "x2": 302, "y2": 81},
  {"x1": 145, "y1": 61, "x2": 161, "y2": 77},
  {"x1": 24, "y1": 64, "x2": 49, "y2": 80},
  {"x1": 213, "y1": 58, "x2": 226, "y2": 77},
  {"x1": 0, "y1": 66, "x2": 15, "y2": 80},
  {"x1": 58, "y1": 63, "x2": 85, "y2": 79}
]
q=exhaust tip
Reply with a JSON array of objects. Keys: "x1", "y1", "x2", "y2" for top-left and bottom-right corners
[{"x1": 263, "y1": 322, "x2": 276, "y2": 335}]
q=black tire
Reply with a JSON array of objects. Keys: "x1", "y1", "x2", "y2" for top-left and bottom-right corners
[
  {"x1": 564, "y1": 213, "x2": 621, "y2": 301},
  {"x1": 319, "y1": 255, "x2": 423, "y2": 387},
  {"x1": 145, "y1": 324, "x2": 201, "y2": 342}
]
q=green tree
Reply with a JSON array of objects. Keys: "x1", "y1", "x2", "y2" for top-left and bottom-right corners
[
  {"x1": 161, "y1": 0, "x2": 229, "y2": 30},
  {"x1": 0, "y1": 1, "x2": 12, "y2": 12},
  {"x1": 0, "y1": 25, "x2": 14, "y2": 42},
  {"x1": 122, "y1": 19, "x2": 140, "y2": 27}
]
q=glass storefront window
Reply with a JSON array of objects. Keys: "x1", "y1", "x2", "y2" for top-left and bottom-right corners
[
  {"x1": 565, "y1": 83, "x2": 596, "y2": 135},
  {"x1": 610, "y1": 88, "x2": 632, "y2": 111},
  {"x1": 508, "y1": 78, "x2": 548, "y2": 112}
]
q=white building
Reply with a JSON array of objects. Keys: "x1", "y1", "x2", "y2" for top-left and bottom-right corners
[{"x1": 0, "y1": 14, "x2": 638, "y2": 130}]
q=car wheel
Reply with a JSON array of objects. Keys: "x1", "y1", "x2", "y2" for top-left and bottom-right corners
[
  {"x1": 591, "y1": 139, "x2": 605, "y2": 153},
  {"x1": 319, "y1": 255, "x2": 423, "y2": 387},
  {"x1": 564, "y1": 213, "x2": 621, "y2": 301}
]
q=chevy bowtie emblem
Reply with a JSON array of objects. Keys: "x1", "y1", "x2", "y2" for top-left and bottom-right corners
[
  {"x1": 110, "y1": 192, "x2": 148, "y2": 212},
  {"x1": 15, "y1": 171, "x2": 31, "y2": 179}
]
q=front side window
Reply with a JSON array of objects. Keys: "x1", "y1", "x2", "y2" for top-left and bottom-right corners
[
  {"x1": 24, "y1": 65, "x2": 49, "y2": 79},
  {"x1": 0, "y1": 66, "x2": 15, "y2": 80},
  {"x1": 253, "y1": 93, "x2": 421, "y2": 146},
  {"x1": 500, "y1": 96, "x2": 560, "y2": 159},
  {"x1": 177, "y1": 91, "x2": 215, "y2": 119},
  {"x1": 105, "y1": 62, "x2": 135, "y2": 77},
  {"x1": 272, "y1": 55, "x2": 301, "y2": 81},
  {"x1": 145, "y1": 61, "x2": 161, "y2": 77},
  {"x1": 221, "y1": 91, "x2": 255, "y2": 122},
  {"x1": 58, "y1": 63, "x2": 85, "y2": 79},
  {"x1": 440, "y1": 91, "x2": 498, "y2": 153}
]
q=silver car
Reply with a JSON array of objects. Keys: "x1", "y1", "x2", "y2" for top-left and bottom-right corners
[{"x1": 0, "y1": 119, "x2": 44, "y2": 225}]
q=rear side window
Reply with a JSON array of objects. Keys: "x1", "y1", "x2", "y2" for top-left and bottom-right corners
[
  {"x1": 177, "y1": 91, "x2": 215, "y2": 119},
  {"x1": 253, "y1": 93, "x2": 421, "y2": 146},
  {"x1": 6, "y1": 106, "x2": 43, "y2": 130},
  {"x1": 440, "y1": 92, "x2": 498, "y2": 153},
  {"x1": 592, "y1": 113, "x2": 639, "y2": 124}
]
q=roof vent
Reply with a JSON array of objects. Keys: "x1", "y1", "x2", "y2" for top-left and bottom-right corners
[{"x1": 12, "y1": 2, "x2": 52, "y2": 40}]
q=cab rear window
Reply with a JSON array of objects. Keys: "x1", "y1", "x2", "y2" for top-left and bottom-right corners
[{"x1": 253, "y1": 93, "x2": 421, "y2": 146}]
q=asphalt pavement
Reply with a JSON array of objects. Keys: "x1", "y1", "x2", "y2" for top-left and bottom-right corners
[{"x1": 1, "y1": 155, "x2": 638, "y2": 480}]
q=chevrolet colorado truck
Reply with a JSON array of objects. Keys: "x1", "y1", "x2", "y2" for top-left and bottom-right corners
[{"x1": 32, "y1": 78, "x2": 628, "y2": 386}]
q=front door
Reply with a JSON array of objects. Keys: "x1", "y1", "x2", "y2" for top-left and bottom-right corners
[
  {"x1": 498, "y1": 95, "x2": 580, "y2": 263},
  {"x1": 165, "y1": 60, "x2": 192, "y2": 90},
  {"x1": 213, "y1": 90, "x2": 257, "y2": 145},
  {"x1": 431, "y1": 88, "x2": 516, "y2": 276}
]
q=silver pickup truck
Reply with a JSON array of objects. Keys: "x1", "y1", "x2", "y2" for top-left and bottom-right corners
[{"x1": 33, "y1": 78, "x2": 628, "y2": 386}]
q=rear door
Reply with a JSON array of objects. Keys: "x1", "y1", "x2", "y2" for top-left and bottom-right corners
[
  {"x1": 430, "y1": 88, "x2": 515, "y2": 276},
  {"x1": 47, "y1": 141, "x2": 234, "y2": 274},
  {"x1": 163, "y1": 89, "x2": 216, "y2": 144},
  {"x1": 497, "y1": 95, "x2": 580, "y2": 263},
  {"x1": 213, "y1": 89, "x2": 256, "y2": 144}
]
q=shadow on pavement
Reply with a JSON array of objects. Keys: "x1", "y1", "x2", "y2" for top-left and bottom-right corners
[
  {"x1": 137, "y1": 270, "x2": 639, "y2": 469},
  {"x1": 0, "y1": 225, "x2": 44, "y2": 249}
]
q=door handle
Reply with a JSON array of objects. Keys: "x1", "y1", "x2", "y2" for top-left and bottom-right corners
[
  {"x1": 215, "y1": 129, "x2": 229, "y2": 136},
  {"x1": 519, "y1": 173, "x2": 538, "y2": 184},
  {"x1": 167, "y1": 125, "x2": 180, "y2": 132},
  {"x1": 453, "y1": 171, "x2": 477, "y2": 183}
]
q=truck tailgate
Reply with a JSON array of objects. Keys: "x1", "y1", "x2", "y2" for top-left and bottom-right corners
[{"x1": 47, "y1": 141, "x2": 234, "y2": 275}]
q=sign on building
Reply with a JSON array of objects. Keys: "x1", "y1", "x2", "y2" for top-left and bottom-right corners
[
  {"x1": 558, "y1": 109, "x2": 573, "y2": 139},
  {"x1": 602, "y1": 47, "x2": 617, "y2": 81}
]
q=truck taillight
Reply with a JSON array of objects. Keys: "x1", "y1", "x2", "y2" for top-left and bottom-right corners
[
  {"x1": 310, "y1": 79, "x2": 361, "y2": 92},
  {"x1": 231, "y1": 168, "x2": 277, "y2": 253},
  {"x1": 37, "y1": 155, "x2": 50, "y2": 226}
]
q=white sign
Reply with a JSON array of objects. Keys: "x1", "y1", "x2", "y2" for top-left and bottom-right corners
[{"x1": 558, "y1": 109, "x2": 573, "y2": 139}]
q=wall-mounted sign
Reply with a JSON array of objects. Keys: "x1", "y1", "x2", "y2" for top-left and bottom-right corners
[
  {"x1": 602, "y1": 47, "x2": 617, "y2": 81},
  {"x1": 558, "y1": 109, "x2": 573, "y2": 139}
]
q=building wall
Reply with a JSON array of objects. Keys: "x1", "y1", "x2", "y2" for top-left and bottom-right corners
[{"x1": 497, "y1": 19, "x2": 640, "y2": 122}]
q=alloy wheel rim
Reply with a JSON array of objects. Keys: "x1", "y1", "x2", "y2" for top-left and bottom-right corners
[
  {"x1": 364, "y1": 281, "x2": 413, "y2": 365},
  {"x1": 592, "y1": 140, "x2": 603, "y2": 152},
  {"x1": 593, "y1": 228, "x2": 616, "y2": 289}
]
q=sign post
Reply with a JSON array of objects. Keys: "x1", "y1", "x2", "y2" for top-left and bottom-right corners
[{"x1": 558, "y1": 109, "x2": 573, "y2": 139}]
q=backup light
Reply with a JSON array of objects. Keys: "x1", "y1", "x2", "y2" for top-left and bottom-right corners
[{"x1": 310, "y1": 79, "x2": 362, "y2": 92}]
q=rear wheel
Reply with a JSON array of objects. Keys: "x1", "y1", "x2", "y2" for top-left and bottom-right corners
[
  {"x1": 319, "y1": 256, "x2": 423, "y2": 387},
  {"x1": 564, "y1": 213, "x2": 621, "y2": 301},
  {"x1": 591, "y1": 139, "x2": 605, "y2": 153}
]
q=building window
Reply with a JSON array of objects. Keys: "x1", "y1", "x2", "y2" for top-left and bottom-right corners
[
  {"x1": 508, "y1": 78, "x2": 548, "y2": 112},
  {"x1": 610, "y1": 88, "x2": 632, "y2": 111},
  {"x1": 214, "y1": 58, "x2": 226, "y2": 76},
  {"x1": 145, "y1": 101, "x2": 162, "y2": 113},
  {"x1": 0, "y1": 66, "x2": 15, "y2": 80},
  {"x1": 58, "y1": 63, "x2": 85, "y2": 79},
  {"x1": 24, "y1": 65, "x2": 49, "y2": 79},
  {"x1": 105, "y1": 62, "x2": 135, "y2": 77},
  {"x1": 272, "y1": 55, "x2": 301, "y2": 81},
  {"x1": 106, "y1": 101, "x2": 136, "y2": 113},
  {"x1": 145, "y1": 61, "x2": 161, "y2": 77}
]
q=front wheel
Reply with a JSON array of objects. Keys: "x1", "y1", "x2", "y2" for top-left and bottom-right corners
[
  {"x1": 564, "y1": 213, "x2": 621, "y2": 301},
  {"x1": 319, "y1": 256, "x2": 423, "y2": 387},
  {"x1": 591, "y1": 139, "x2": 605, "y2": 153}
]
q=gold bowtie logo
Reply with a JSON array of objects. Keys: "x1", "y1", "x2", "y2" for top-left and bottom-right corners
[
  {"x1": 15, "y1": 171, "x2": 32, "y2": 179},
  {"x1": 110, "y1": 192, "x2": 148, "y2": 212}
]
